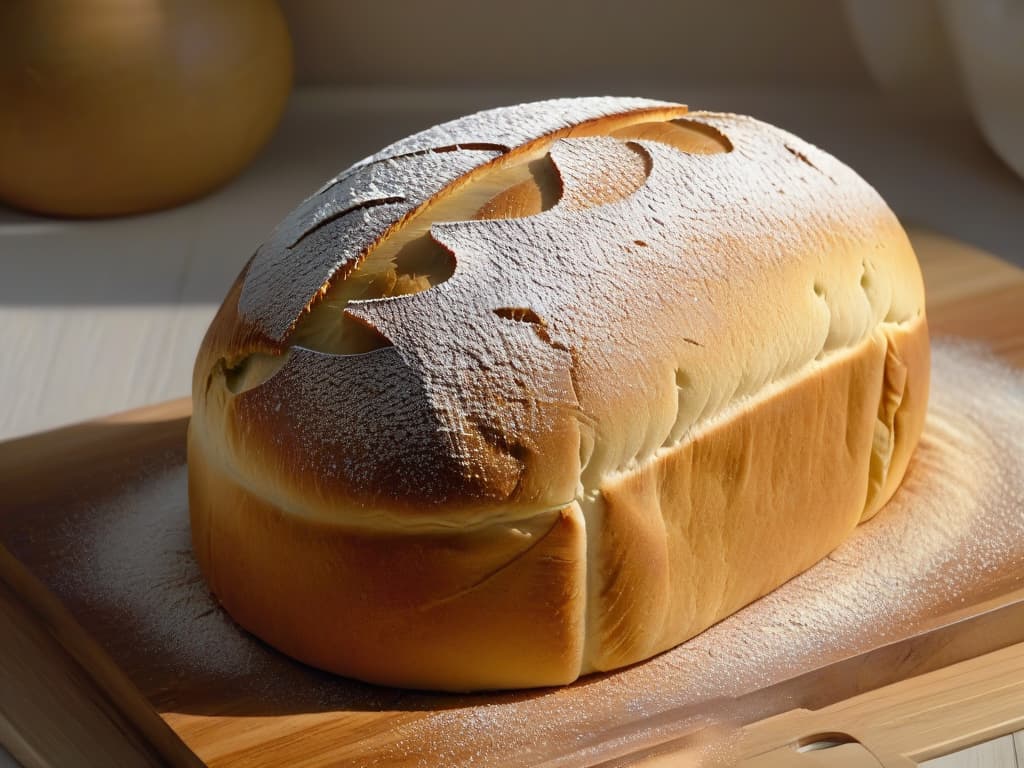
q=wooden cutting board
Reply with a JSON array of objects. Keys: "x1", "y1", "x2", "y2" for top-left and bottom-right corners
[{"x1": 1, "y1": 228, "x2": 1022, "y2": 767}]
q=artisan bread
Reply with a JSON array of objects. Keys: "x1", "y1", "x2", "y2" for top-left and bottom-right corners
[{"x1": 188, "y1": 97, "x2": 929, "y2": 691}]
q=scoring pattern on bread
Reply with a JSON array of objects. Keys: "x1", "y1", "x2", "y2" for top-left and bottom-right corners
[
  {"x1": 198, "y1": 103, "x2": 923, "y2": 520},
  {"x1": 189, "y1": 97, "x2": 929, "y2": 689}
]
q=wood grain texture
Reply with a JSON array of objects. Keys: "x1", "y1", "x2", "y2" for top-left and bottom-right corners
[
  {"x1": 0, "y1": 545, "x2": 201, "y2": 768},
  {"x1": 916, "y1": 230, "x2": 1024, "y2": 367},
  {"x1": 735, "y1": 641, "x2": 1024, "y2": 767}
]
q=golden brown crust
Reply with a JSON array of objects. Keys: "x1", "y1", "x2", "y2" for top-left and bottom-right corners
[
  {"x1": 196, "y1": 110, "x2": 926, "y2": 519},
  {"x1": 588, "y1": 316, "x2": 929, "y2": 671},
  {"x1": 189, "y1": 316, "x2": 928, "y2": 688},
  {"x1": 188, "y1": 425, "x2": 586, "y2": 691},
  {"x1": 188, "y1": 98, "x2": 931, "y2": 690}
]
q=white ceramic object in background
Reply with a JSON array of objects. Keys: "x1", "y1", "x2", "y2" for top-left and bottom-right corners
[
  {"x1": 842, "y1": 0, "x2": 967, "y2": 111},
  {"x1": 844, "y1": 0, "x2": 1024, "y2": 183},
  {"x1": 940, "y1": 0, "x2": 1024, "y2": 181}
]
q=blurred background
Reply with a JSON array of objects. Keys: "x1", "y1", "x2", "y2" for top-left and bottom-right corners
[{"x1": 1, "y1": 0, "x2": 1023, "y2": 439}]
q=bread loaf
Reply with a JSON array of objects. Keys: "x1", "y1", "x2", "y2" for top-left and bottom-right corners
[{"x1": 188, "y1": 97, "x2": 929, "y2": 691}]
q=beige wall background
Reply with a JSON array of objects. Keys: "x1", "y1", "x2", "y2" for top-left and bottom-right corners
[{"x1": 279, "y1": 0, "x2": 872, "y2": 88}]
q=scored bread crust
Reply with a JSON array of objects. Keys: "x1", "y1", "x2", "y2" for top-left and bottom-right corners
[{"x1": 189, "y1": 97, "x2": 929, "y2": 690}]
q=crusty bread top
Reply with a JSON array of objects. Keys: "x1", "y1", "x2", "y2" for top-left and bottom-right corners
[
  {"x1": 192, "y1": 97, "x2": 925, "y2": 525},
  {"x1": 238, "y1": 96, "x2": 683, "y2": 342}
]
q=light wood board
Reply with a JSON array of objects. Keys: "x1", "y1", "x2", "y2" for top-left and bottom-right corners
[{"x1": 737, "y1": 640, "x2": 1024, "y2": 768}]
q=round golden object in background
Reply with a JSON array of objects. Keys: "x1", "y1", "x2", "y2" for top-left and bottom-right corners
[{"x1": 0, "y1": 0, "x2": 293, "y2": 217}]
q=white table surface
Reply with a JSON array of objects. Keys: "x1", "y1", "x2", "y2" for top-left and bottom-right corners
[{"x1": 2, "y1": 84, "x2": 1023, "y2": 441}]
